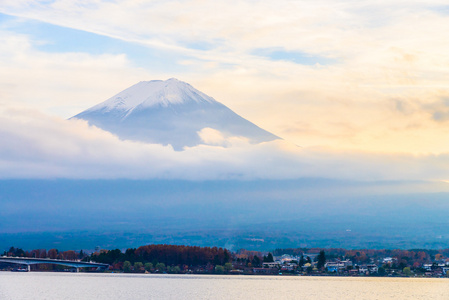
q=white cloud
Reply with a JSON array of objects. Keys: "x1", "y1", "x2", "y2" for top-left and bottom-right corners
[
  {"x1": 197, "y1": 127, "x2": 228, "y2": 147},
  {"x1": 1, "y1": 107, "x2": 449, "y2": 185},
  {"x1": 197, "y1": 127, "x2": 250, "y2": 147}
]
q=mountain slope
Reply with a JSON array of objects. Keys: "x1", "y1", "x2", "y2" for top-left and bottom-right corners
[{"x1": 72, "y1": 78, "x2": 280, "y2": 150}]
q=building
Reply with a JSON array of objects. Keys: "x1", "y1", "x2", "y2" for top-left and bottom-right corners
[
  {"x1": 263, "y1": 262, "x2": 280, "y2": 268},
  {"x1": 359, "y1": 264, "x2": 378, "y2": 274},
  {"x1": 325, "y1": 260, "x2": 353, "y2": 273}
]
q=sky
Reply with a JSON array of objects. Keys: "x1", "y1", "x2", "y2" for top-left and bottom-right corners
[{"x1": 1, "y1": 0, "x2": 449, "y2": 183}]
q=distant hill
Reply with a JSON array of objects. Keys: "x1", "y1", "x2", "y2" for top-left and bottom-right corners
[{"x1": 2, "y1": 179, "x2": 449, "y2": 251}]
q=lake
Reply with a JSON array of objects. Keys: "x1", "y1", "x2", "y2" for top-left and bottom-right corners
[{"x1": 0, "y1": 272, "x2": 448, "y2": 299}]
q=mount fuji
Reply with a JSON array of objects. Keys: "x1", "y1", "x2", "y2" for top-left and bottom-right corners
[{"x1": 72, "y1": 78, "x2": 279, "y2": 150}]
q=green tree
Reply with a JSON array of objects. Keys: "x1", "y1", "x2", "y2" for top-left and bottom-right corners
[
  {"x1": 299, "y1": 256, "x2": 305, "y2": 267},
  {"x1": 267, "y1": 253, "x2": 274, "y2": 262},
  {"x1": 134, "y1": 262, "x2": 143, "y2": 272},
  {"x1": 215, "y1": 265, "x2": 224, "y2": 274},
  {"x1": 155, "y1": 263, "x2": 166, "y2": 273},
  {"x1": 252, "y1": 256, "x2": 261, "y2": 267},
  {"x1": 306, "y1": 265, "x2": 313, "y2": 274},
  {"x1": 123, "y1": 261, "x2": 132, "y2": 273},
  {"x1": 317, "y1": 250, "x2": 326, "y2": 269},
  {"x1": 144, "y1": 262, "x2": 153, "y2": 272},
  {"x1": 224, "y1": 262, "x2": 233, "y2": 272},
  {"x1": 378, "y1": 266, "x2": 386, "y2": 276},
  {"x1": 403, "y1": 267, "x2": 412, "y2": 277}
]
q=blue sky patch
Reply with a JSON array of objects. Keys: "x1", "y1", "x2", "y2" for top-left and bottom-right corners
[
  {"x1": 0, "y1": 12, "x2": 192, "y2": 73},
  {"x1": 428, "y1": 5, "x2": 449, "y2": 15},
  {"x1": 183, "y1": 41, "x2": 216, "y2": 51},
  {"x1": 252, "y1": 48, "x2": 336, "y2": 65},
  {"x1": 0, "y1": 12, "x2": 15, "y2": 23}
]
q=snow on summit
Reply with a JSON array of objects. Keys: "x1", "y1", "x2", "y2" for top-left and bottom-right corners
[
  {"x1": 72, "y1": 78, "x2": 279, "y2": 150},
  {"x1": 88, "y1": 78, "x2": 216, "y2": 115}
]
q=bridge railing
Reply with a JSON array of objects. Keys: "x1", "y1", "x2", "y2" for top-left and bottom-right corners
[{"x1": 0, "y1": 256, "x2": 109, "y2": 270}]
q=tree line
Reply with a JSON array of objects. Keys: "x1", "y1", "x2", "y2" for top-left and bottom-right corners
[{"x1": 92, "y1": 244, "x2": 231, "y2": 267}]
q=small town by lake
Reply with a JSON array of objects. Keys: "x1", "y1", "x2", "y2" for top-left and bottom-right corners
[{"x1": 1, "y1": 272, "x2": 448, "y2": 300}]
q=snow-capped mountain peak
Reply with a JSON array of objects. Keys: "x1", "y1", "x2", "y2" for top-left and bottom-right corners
[{"x1": 72, "y1": 79, "x2": 279, "y2": 150}]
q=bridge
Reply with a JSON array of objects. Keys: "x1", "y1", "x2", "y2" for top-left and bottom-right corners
[{"x1": 0, "y1": 256, "x2": 109, "y2": 272}]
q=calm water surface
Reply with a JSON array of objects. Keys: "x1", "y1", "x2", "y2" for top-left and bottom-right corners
[{"x1": 0, "y1": 272, "x2": 448, "y2": 299}]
